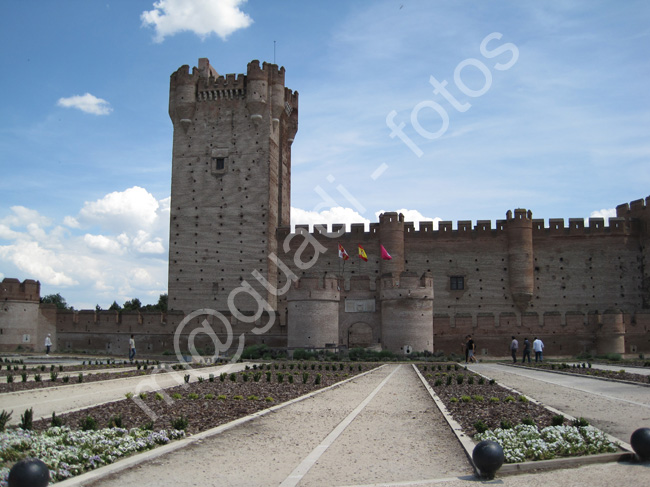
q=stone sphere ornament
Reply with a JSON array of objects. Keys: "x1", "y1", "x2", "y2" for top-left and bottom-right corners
[
  {"x1": 8, "y1": 458, "x2": 49, "y2": 487},
  {"x1": 630, "y1": 427, "x2": 650, "y2": 461},
  {"x1": 472, "y1": 440, "x2": 505, "y2": 479}
]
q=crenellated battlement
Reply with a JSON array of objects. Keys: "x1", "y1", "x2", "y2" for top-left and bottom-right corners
[
  {"x1": 0, "y1": 278, "x2": 40, "y2": 303},
  {"x1": 278, "y1": 209, "x2": 638, "y2": 244}
]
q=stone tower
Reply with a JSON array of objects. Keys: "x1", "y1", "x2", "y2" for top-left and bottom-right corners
[{"x1": 168, "y1": 59, "x2": 298, "y2": 314}]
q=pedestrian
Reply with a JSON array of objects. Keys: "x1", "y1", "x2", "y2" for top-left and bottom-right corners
[
  {"x1": 467, "y1": 335, "x2": 477, "y2": 363},
  {"x1": 45, "y1": 334, "x2": 52, "y2": 355},
  {"x1": 129, "y1": 334, "x2": 136, "y2": 363},
  {"x1": 510, "y1": 336, "x2": 518, "y2": 363},
  {"x1": 533, "y1": 337, "x2": 544, "y2": 362},
  {"x1": 522, "y1": 337, "x2": 531, "y2": 363},
  {"x1": 463, "y1": 335, "x2": 470, "y2": 363}
]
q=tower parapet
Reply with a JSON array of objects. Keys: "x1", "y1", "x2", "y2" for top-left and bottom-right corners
[{"x1": 379, "y1": 212, "x2": 405, "y2": 276}]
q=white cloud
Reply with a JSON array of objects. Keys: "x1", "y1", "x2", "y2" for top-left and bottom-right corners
[
  {"x1": 2, "y1": 206, "x2": 51, "y2": 228},
  {"x1": 291, "y1": 206, "x2": 370, "y2": 232},
  {"x1": 376, "y1": 209, "x2": 442, "y2": 230},
  {"x1": 141, "y1": 0, "x2": 253, "y2": 42},
  {"x1": 0, "y1": 187, "x2": 169, "y2": 309},
  {"x1": 63, "y1": 216, "x2": 80, "y2": 228},
  {"x1": 77, "y1": 186, "x2": 162, "y2": 233},
  {"x1": 590, "y1": 208, "x2": 617, "y2": 220},
  {"x1": 83, "y1": 234, "x2": 125, "y2": 255},
  {"x1": 57, "y1": 93, "x2": 112, "y2": 115}
]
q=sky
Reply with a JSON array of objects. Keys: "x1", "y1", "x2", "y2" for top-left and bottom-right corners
[{"x1": 0, "y1": 0, "x2": 648, "y2": 310}]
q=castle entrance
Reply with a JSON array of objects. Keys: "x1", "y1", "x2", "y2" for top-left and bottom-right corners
[{"x1": 347, "y1": 322, "x2": 374, "y2": 348}]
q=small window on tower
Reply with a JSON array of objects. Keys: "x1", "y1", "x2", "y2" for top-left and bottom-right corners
[
  {"x1": 450, "y1": 276, "x2": 464, "y2": 291},
  {"x1": 216, "y1": 157, "x2": 225, "y2": 170}
]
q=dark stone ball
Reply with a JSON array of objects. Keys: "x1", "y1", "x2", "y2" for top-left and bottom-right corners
[
  {"x1": 8, "y1": 458, "x2": 49, "y2": 487},
  {"x1": 630, "y1": 427, "x2": 650, "y2": 461},
  {"x1": 472, "y1": 440, "x2": 505, "y2": 479}
]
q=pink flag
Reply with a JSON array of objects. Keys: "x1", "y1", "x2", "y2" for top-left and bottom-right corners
[{"x1": 381, "y1": 245, "x2": 392, "y2": 260}]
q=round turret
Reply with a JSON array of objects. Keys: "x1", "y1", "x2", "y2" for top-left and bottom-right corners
[
  {"x1": 380, "y1": 271, "x2": 433, "y2": 354},
  {"x1": 287, "y1": 273, "x2": 340, "y2": 349},
  {"x1": 169, "y1": 65, "x2": 197, "y2": 132},
  {"x1": 379, "y1": 212, "x2": 405, "y2": 277},
  {"x1": 597, "y1": 308, "x2": 625, "y2": 355},
  {"x1": 506, "y1": 209, "x2": 534, "y2": 311},
  {"x1": 246, "y1": 60, "x2": 268, "y2": 124}
]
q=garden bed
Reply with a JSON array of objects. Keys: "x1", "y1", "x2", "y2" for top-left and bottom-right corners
[
  {"x1": 512, "y1": 362, "x2": 650, "y2": 385},
  {"x1": 416, "y1": 364, "x2": 621, "y2": 464}
]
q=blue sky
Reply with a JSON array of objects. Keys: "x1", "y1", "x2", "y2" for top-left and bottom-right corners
[{"x1": 1, "y1": 0, "x2": 648, "y2": 309}]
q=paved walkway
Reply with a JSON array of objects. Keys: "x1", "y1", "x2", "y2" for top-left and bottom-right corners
[{"x1": 72, "y1": 365, "x2": 473, "y2": 487}]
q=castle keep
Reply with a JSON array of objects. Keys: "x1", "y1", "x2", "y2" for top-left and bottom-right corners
[{"x1": 1, "y1": 59, "x2": 649, "y2": 357}]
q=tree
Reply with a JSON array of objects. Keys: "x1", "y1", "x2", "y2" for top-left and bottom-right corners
[
  {"x1": 40, "y1": 293, "x2": 73, "y2": 310},
  {"x1": 95, "y1": 304, "x2": 102, "y2": 312},
  {"x1": 122, "y1": 298, "x2": 142, "y2": 311},
  {"x1": 156, "y1": 293, "x2": 168, "y2": 312},
  {"x1": 108, "y1": 301, "x2": 121, "y2": 311}
]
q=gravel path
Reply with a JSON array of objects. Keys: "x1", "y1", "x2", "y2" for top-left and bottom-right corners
[{"x1": 81, "y1": 364, "x2": 473, "y2": 487}]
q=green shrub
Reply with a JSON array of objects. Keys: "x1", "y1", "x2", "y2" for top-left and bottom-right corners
[
  {"x1": 478, "y1": 377, "x2": 485, "y2": 385},
  {"x1": 125, "y1": 392, "x2": 134, "y2": 399},
  {"x1": 34, "y1": 374, "x2": 42, "y2": 382},
  {"x1": 80, "y1": 415, "x2": 98, "y2": 431},
  {"x1": 205, "y1": 393, "x2": 214, "y2": 400},
  {"x1": 172, "y1": 393, "x2": 182, "y2": 400},
  {"x1": 6, "y1": 375, "x2": 13, "y2": 383},
  {"x1": 171, "y1": 415, "x2": 188, "y2": 431},
  {"x1": 315, "y1": 373, "x2": 322, "y2": 385},
  {"x1": 446, "y1": 375, "x2": 453, "y2": 386},
  {"x1": 460, "y1": 395, "x2": 471, "y2": 403},
  {"x1": 474, "y1": 419, "x2": 489, "y2": 433},
  {"x1": 552, "y1": 414, "x2": 565, "y2": 426},
  {"x1": 233, "y1": 395, "x2": 244, "y2": 400},
  {"x1": 220, "y1": 372, "x2": 226, "y2": 382},
  {"x1": 217, "y1": 395, "x2": 227, "y2": 400},
  {"x1": 518, "y1": 395, "x2": 529, "y2": 403},
  {"x1": 197, "y1": 376, "x2": 205, "y2": 383},
  {"x1": 21, "y1": 373, "x2": 27, "y2": 382},
  {"x1": 188, "y1": 393, "x2": 199, "y2": 400},
  {"x1": 265, "y1": 397, "x2": 274, "y2": 402},
  {"x1": 489, "y1": 397, "x2": 500, "y2": 403},
  {"x1": 0, "y1": 410, "x2": 13, "y2": 431},
  {"x1": 229, "y1": 373, "x2": 237, "y2": 382},
  {"x1": 500, "y1": 419, "x2": 513, "y2": 429},
  {"x1": 247, "y1": 395, "x2": 259, "y2": 400},
  {"x1": 456, "y1": 375, "x2": 464, "y2": 385},
  {"x1": 78, "y1": 373, "x2": 84, "y2": 383},
  {"x1": 51, "y1": 412, "x2": 64, "y2": 427},
  {"x1": 20, "y1": 408, "x2": 33, "y2": 430},
  {"x1": 302, "y1": 372, "x2": 309, "y2": 384},
  {"x1": 521, "y1": 416, "x2": 535, "y2": 426},
  {"x1": 504, "y1": 396, "x2": 515, "y2": 402},
  {"x1": 288, "y1": 374, "x2": 294, "y2": 384},
  {"x1": 434, "y1": 379, "x2": 443, "y2": 386},
  {"x1": 449, "y1": 397, "x2": 458, "y2": 403},
  {"x1": 573, "y1": 417, "x2": 590, "y2": 427},
  {"x1": 266, "y1": 371, "x2": 272, "y2": 382},
  {"x1": 467, "y1": 375, "x2": 474, "y2": 385},
  {"x1": 277, "y1": 373, "x2": 284, "y2": 383},
  {"x1": 50, "y1": 371, "x2": 58, "y2": 381},
  {"x1": 489, "y1": 379, "x2": 496, "y2": 385},
  {"x1": 108, "y1": 414, "x2": 123, "y2": 428},
  {"x1": 472, "y1": 395, "x2": 484, "y2": 402}
]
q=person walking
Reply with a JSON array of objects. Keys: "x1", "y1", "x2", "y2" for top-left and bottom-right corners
[
  {"x1": 533, "y1": 337, "x2": 544, "y2": 362},
  {"x1": 462, "y1": 335, "x2": 469, "y2": 363},
  {"x1": 467, "y1": 335, "x2": 477, "y2": 363},
  {"x1": 129, "y1": 334, "x2": 136, "y2": 363},
  {"x1": 510, "y1": 336, "x2": 518, "y2": 363},
  {"x1": 44, "y1": 334, "x2": 52, "y2": 355},
  {"x1": 522, "y1": 337, "x2": 531, "y2": 363}
]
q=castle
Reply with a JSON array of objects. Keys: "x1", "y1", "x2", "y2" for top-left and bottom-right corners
[{"x1": 1, "y1": 58, "x2": 649, "y2": 357}]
